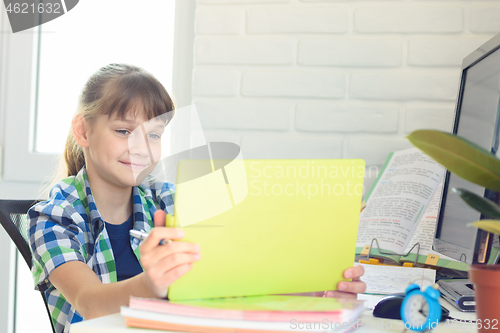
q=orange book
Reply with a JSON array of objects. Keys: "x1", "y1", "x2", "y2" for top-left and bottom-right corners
[{"x1": 123, "y1": 316, "x2": 357, "y2": 333}]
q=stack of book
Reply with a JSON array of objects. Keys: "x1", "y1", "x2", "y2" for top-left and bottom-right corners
[{"x1": 121, "y1": 295, "x2": 365, "y2": 333}]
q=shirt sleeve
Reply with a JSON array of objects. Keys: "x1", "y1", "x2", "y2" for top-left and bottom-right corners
[{"x1": 28, "y1": 199, "x2": 87, "y2": 292}]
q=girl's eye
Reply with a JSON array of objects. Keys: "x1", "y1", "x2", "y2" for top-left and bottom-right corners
[
  {"x1": 116, "y1": 129, "x2": 130, "y2": 135},
  {"x1": 147, "y1": 133, "x2": 161, "y2": 140}
]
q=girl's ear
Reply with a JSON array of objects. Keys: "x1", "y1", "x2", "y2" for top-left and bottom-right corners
[{"x1": 72, "y1": 115, "x2": 90, "y2": 148}]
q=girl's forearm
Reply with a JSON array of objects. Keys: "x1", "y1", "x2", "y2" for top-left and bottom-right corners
[
  {"x1": 49, "y1": 261, "x2": 158, "y2": 320},
  {"x1": 75, "y1": 273, "x2": 158, "y2": 319}
]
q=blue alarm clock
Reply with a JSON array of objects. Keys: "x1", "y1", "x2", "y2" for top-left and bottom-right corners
[{"x1": 400, "y1": 283, "x2": 442, "y2": 332}]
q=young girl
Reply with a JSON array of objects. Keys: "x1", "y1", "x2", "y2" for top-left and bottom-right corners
[{"x1": 28, "y1": 64, "x2": 365, "y2": 333}]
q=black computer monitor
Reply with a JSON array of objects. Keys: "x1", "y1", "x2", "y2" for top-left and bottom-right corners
[{"x1": 434, "y1": 33, "x2": 500, "y2": 265}]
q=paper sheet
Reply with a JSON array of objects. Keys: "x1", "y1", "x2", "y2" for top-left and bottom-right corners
[{"x1": 359, "y1": 263, "x2": 436, "y2": 295}]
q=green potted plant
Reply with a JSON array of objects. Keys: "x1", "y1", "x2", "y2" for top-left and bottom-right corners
[{"x1": 408, "y1": 129, "x2": 500, "y2": 330}]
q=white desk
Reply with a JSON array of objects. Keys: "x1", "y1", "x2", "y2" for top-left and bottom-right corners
[{"x1": 71, "y1": 296, "x2": 477, "y2": 333}]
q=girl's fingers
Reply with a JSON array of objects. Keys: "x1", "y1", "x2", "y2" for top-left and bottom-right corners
[
  {"x1": 160, "y1": 263, "x2": 193, "y2": 289},
  {"x1": 145, "y1": 255, "x2": 200, "y2": 295},
  {"x1": 323, "y1": 290, "x2": 358, "y2": 300},
  {"x1": 140, "y1": 210, "x2": 203, "y2": 296},
  {"x1": 337, "y1": 280, "x2": 367, "y2": 294},
  {"x1": 150, "y1": 253, "x2": 201, "y2": 277},
  {"x1": 142, "y1": 263, "x2": 194, "y2": 298},
  {"x1": 153, "y1": 209, "x2": 166, "y2": 228},
  {"x1": 140, "y1": 227, "x2": 184, "y2": 253},
  {"x1": 140, "y1": 241, "x2": 200, "y2": 268},
  {"x1": 343, "y1": 265, "x2": 364, "y2": 280}
]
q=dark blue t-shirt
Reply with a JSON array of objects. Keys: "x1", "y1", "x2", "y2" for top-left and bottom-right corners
[{"x1": 105, "y1": 215, "x2": 143, "y2": 281}]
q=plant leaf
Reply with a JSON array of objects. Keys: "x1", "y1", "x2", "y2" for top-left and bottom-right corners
[
  {"x1": 468, "y1": 220, "x2": 500, "y2": 235},
  {"x1": 407, "y1": 130, "x2": 500, "y2": 192},
  {"x1": 452, "y1": 188, "x2": 500, "y2": 219}
]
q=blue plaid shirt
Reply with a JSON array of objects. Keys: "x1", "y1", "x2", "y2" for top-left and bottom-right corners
[{"x1": 28, "y1": 166, "x2": 175, "y2": 333}]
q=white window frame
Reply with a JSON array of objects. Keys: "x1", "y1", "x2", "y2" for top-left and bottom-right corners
[
  {"x1": 0, "y1": 1, "x2": 195, "y2": 331},
  {"x1": 0, "y1": 0, "x2": 194, "y2": 187}
]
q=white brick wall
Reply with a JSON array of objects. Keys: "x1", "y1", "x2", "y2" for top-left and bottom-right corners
[
  {"x1": 193, "y1": 69, "x2": 239, "y2": 96},
  {"x1": 192, "y1": 0, "x2": 498, "y2": 169},
  {"x1": 405, "y1": 106, "x2": 455, "y2": 134},
  {"x1": 247, "y1": 7, "x2": 348, "y2": 33},
  {"x1": 354, "y1": 6, "x2": 463, "y2": 33},
  {"x1": 298, "y1": 38, "x2": 402, "y2": 67},
  {"x1": 470, "y1": 5, "x2": 500, "y2": 33},
  {"x1": 241, "y1": 70, "x2": 345, "y2": 98},
  {"x1": 241, "y1": 134, "x2": 343, "y2": 159},
  {"x1": 350, "y1": 71, "x2": 460, "y2": 101},
  {"x1": 195, "y1": 37, "x2": 294, "y2": 65},
  {"x1": 348, "y1": 136, "x2": 413, "y2": 166},
  {"x1": 295, "y1": 102, "x2": 399, "y2": 133},
  {"x1": 196, "y1": 8, "x2": 244, "y2": 35},
  {"x1": 196, "y1": 100, "x2": 290, "y2": 130},
  {"x1": 408, "y1": 38, "x2": 489, "y2": 67}
]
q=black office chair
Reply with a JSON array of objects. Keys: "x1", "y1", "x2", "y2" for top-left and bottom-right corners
[{"x1": 0, "y1": 199, "x2": 56, "y2": 333}]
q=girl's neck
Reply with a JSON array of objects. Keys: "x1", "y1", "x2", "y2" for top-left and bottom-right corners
[{"x1": 87, "y1": 174, "x2": 133, "y2": 225}]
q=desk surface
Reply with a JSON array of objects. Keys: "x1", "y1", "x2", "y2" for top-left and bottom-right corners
[{"x1": 71, "y1": 297, "x2": 478, "y2": 333}]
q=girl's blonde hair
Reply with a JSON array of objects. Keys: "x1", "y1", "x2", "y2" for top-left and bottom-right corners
[{"x1": 46, "y1": 64, "x2": 174, "y2": 196}]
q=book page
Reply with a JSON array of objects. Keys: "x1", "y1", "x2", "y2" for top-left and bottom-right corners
[
  {"x1": 403, "y1": 181, "x2": 443, "y2": 255},
  {"x1": 357, "y1": 148, "x2": 445, "y2": 253},
  {"x1": 402, "y1": 182, "x2": 461, "y2": 262}
]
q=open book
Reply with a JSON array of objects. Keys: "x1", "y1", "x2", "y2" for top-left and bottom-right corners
[{"x1": 356, "y1": 148, "x2": 469, "y2": 271}]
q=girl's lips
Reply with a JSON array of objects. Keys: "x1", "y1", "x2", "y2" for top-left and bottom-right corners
[{"x1": 120, "y1": 161, "x2": 149, "y2": 169}]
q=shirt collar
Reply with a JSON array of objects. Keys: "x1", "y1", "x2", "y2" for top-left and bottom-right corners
[{"x1": 74, "y1": 166, "x2": 153, "y2": 235}]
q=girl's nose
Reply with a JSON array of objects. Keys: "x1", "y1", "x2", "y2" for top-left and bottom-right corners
[{"x1": 128, "y1": 129, "x2": 149, "y2": 155}]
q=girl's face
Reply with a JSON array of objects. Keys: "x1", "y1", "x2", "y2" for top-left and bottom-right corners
[{"x1": 84, "y1": 111, "x2": 165, "y2": 189}]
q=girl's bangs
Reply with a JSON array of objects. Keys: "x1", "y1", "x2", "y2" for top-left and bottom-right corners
[{"x1": 99, "y1": 72, "x2": 174, "y2": 123}]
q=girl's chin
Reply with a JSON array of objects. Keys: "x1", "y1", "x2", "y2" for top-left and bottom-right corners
[{"x1": 130, "y1": 165, "x2": 157, "y2": 184}]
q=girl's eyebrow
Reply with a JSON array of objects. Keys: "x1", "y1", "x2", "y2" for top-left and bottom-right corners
[
  {"x1": 111, "y1": 118, "x2": 145, "y2": 127},
  {"x1": 110, "y1": 118, "x2": 137, "y2": 124},
  {"x1": 149, "y1": 123, "x2": 166, "y2": 130},
  {"x1": 144, "y1": 118, "x2": 168, "y2": 128},
  {"x1": 112, "y1": 119, "x2": 165, "y2": 130}
]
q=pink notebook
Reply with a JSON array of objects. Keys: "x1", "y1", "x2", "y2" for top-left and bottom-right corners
[{"x1": 128, "y1": 295, "x2": 365, "y2": 323}]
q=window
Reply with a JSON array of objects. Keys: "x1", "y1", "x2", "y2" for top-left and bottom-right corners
[
  {"x1": 36, "y1": 0, "x2": 176, "y2": 153},
  {"x1": 1, "y1": 0, "x2": 194, "y2": 183},
  {"x1": 0, "y1": 1, "x2": 195, "y2": 332}
]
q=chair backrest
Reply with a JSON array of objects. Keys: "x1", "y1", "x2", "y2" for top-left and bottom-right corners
[{"x1": 0, "y1": 199, "x2": 56, "y2": 333}]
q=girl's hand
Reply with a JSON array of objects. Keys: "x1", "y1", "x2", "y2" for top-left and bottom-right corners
[
  {"x1": 139, "y1": 210, "x2": 201, "y2": 298},
  {"x1": 279, "y1": 265, "x2": 366, "y2": 299},
  {"x1": 323, "y1": 265, "x2": 366, "y2": 299}
]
